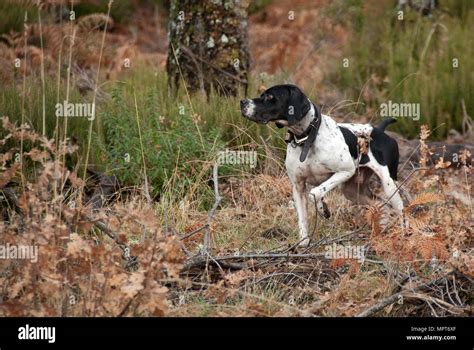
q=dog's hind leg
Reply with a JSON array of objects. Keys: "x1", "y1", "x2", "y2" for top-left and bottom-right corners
[
  {"x1": 341, "y1": 168, "x2": 374, "y2": 205},
  {"x1": 362, "y1": 162, "x2": 403, "y2": 214}
]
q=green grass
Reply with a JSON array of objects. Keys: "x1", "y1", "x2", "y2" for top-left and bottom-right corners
[
  {"x1": 326, "y1": 0, "x2": 474, "y2": 139},
  {"x1": 0, "y1": 2, "x2": 38, "y2": 34},
  {"x1": 0, "y1": 0, "x2": 146, "y2": 35},
  {"x1": 0, "y1": 74, "x2": 94, "y2": 159}
]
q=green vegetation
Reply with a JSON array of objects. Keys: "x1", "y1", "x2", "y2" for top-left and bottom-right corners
[
  {"x1": 1, "y1": 0, "x2": 472, "y2": 202},
  {"x1": 0, "y1": 1, "x2": 38, "y2": 34},
  {"x1": 326, "y1": 0, "x2": 474, "y2": 138},
  {"x1": 1, "y1": 65, "x2": 287, "y2": 201},
  {"x1": 73, "y1": 1, "x2": 134, "y2": 23}
]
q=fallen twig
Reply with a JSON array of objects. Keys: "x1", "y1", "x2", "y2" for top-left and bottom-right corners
[
  {"x1": 204, "y1": 162, "x2": 222, "y2": 251},
  {"x1": 179, "y1": 224, "x2": 209, "y2": 241},
  {"x1": 93, "y1": 218, "x2": 138, "y2": 270},
  {"x1": 357, "y1": 270, "x2": 455, "y2": 317},
  {"x1": 403, "y1": 292, "x2": 468, "y2": 315},
  {"x1": 182, "y1": 252, "x2": 326, "y2": 271}
]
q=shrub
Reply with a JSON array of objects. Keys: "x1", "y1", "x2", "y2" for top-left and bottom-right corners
[{"x1": 100, "y1": 83, "x2": 224, "y2": 200}]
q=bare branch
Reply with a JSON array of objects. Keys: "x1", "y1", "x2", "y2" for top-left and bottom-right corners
[{"x1": 357, "y1": 270, "x2": 455, "y2": 317}]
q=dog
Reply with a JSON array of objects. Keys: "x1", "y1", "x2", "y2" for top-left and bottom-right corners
[{"x1": 240, "y1": 84, "x2": 404, "y2": 247}]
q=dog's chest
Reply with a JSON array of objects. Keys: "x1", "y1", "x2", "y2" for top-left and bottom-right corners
[{"x1": 285, "y1": 116, "x2": 354, "y2": 185}]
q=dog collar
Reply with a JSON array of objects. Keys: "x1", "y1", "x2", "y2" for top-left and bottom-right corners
[
  {"x1": 287, "y1": 117, "x2": 319, "y2": 144},
  {"x1": 285, "y1": 104, "x2": 322, "y2": 162}
]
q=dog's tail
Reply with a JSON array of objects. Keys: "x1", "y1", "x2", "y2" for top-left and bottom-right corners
[{"x1": 377, "y1": 118, "x2": 397, "y2": 132}]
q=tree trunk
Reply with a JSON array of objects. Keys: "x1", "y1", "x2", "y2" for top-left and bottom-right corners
[{"x1": 167, "y1": 0, "x2": 249, "y2": 97}]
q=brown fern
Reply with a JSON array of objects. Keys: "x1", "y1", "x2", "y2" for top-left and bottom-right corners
[{"x1": 77, "y1": 13, "x2": 114, "y2": 33}]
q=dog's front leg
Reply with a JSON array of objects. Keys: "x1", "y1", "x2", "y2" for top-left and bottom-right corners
[
  {"x1": 291, "y1": 182, "x2": 310, "y2": 247},
  {"x1": 309, "y1": 170, "x2": 355, "y2": 205}
]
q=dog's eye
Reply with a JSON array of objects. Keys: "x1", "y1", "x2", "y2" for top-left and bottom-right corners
[{"x1": 266, "y1": 94, "x2": 274, "y2": 101}]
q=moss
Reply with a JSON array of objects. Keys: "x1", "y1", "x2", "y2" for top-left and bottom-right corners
[
  {"x1": 167, "y1": 0, "x2": 249, "y2": 96},
  {"x1": 248, "y1": 0, "x2": 272, "y2": 14}
]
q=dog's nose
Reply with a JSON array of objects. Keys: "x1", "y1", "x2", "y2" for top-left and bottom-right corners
[{"x1": 240, "y1": 99, "x2": 248, "y2": 108}]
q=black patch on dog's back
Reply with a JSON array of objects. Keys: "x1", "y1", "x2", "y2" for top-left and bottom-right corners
[
  {"x1": 339, "y1": 127, "x2": 358, "y2": 159},
  {"x1": 340, "y1": 125, "x2": 399, "y2": 180}
]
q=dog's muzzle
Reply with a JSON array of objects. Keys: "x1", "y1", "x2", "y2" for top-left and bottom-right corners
[{"x1": 240, "y1": 99, "x2": 256, "y2": 119}]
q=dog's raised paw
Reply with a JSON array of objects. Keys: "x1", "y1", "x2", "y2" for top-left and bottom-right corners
[
  {"x1": 312, "y1": 199, "x2": 331, "y2": 219},
  {"x1": 321, "y1": 201, "x2": 331, "y2": 219}
]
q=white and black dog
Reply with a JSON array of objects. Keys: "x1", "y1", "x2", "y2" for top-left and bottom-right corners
[{"x1": 240, "y1": 84, "x2": 403, "y2": 247}]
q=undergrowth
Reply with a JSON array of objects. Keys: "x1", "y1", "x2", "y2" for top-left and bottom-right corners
[{"x1": 0, "y1": 118, "x2": 472, "y2": 316}]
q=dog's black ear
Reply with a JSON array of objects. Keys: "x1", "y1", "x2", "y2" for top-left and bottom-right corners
[{"x1": 285, "y1": 86, "x2": 310, "y2": 125}]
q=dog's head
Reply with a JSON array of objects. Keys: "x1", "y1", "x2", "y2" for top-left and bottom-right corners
[{"x1": 240, "y1": 84, "x2": 311, "y2": 127}]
